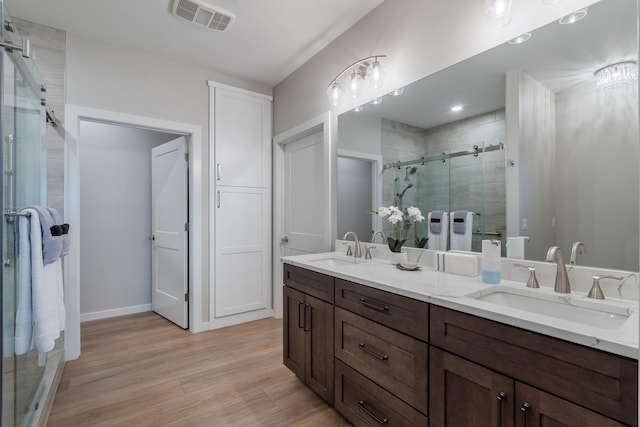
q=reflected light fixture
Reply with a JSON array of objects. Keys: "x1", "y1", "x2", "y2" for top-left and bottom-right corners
[
  {"x1": 390, "y1": 87, "x2": 404, "y2": 96},
  {"x1": 451, "y1": 105, "x2": 464, "y2": 112},
  {"x1": 484, "y1": 0, "x2": 512, "y2": 29},
  {"x1": 508, "y1": 32, "x2": 531, "y2": 44},
  {"x1": 369, "y1": 97, "x2": 383, "y2": 105},
  {"x1": 594, "y1": 61, "x2": 637, "y2": 90},
  {"x1": 558, "y1": 8, "x2": 588, "y2": 25},
  {"x1": 353, "y1": 105, "x2": 364, "y2": 112},
  {"x1": 327, "y1": 55, "x2": 386, "y2": 107}
]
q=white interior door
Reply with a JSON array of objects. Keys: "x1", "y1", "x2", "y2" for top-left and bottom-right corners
[
  {"x1": 151, "y1": 136, "x2": 188, "y2": 328},
  {"x1": 284, "y1": 131, "x2": 327, "y2": 256}
]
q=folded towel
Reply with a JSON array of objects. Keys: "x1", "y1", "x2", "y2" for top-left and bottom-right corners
[
  {"x1": 46, "y1": 207, "x2": 70, "y2": 257},
  {"x1": 429, "y1": 211, "x2": 444, "y2": 234},
  {"x1": 452, "y1": 210, "x2": 468, "y2": 234},
  {"x1": 428, "y1": 211, "x2": 449, "y2": 251},
  {"x1": 450, "y1": 211, "x2": 474, "y2": 251},
  {"x1": 30, "y1": 206, "x2": 62, "y2": 264},
  {"x1": 15, "y1": 211, "x2": 34, "y2": 355}
]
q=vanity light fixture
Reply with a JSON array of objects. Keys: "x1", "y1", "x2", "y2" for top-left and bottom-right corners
[
  {"x1": 558, "y1": 7, "x2": 588, "y2": 25},
  {"x1": 594, "y1": 61, "x2": 637, "y2": 90},
  {"x1": 508, "y1": 32, "x2": 531, "y2": 44},
  {"x1": 326, "y1": 55, "x2": 387, "y2": 107},
  {"x1": 450, "y1": 105, "x2": 464, "y2": 112},
  {"x1": 483, "y1": 0, "x2": 512, "y2": 29}
]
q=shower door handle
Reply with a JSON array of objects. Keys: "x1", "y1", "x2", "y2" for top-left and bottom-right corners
[{"x1": 216, "y1": 162, "x2": 221, "y2": 181}]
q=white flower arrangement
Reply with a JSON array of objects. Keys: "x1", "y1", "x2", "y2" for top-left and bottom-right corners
[{"x1": 371, "y1": 205, "x2": 427, "y2": 252}]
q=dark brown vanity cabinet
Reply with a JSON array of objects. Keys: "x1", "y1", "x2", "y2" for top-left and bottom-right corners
[
  {"x1": 430, "y1": 305, "x2": 638, "y2": 427},
  {"x1": 334, "y1": 279, "x2": 429, "y2": 426},
  {"x1": 283, "y1": 264, "x2": 334, "y2": 404}
]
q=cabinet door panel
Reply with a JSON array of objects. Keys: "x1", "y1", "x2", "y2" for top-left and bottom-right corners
[
  {"x1": 213, "y1": 86, "x2": 271, "y2": 188},
  {"x1": 283, "y1": 286, "x2": 306, "y2": 380},
  {"x1": 335, "y1": 307, "x2": 428, "y2": 414},
  {"x1": 214, "y1": 187, "x2": 270, "y2": 317},
  {"x1": 430, "y1": 347, "x2": 514, "y2": 427},
  {"x1": 306, "y1": 294, "x2": 334, "y2": 405},
  {"x1": 516, "y1": 382, "x2": 626, "y2": 427}
]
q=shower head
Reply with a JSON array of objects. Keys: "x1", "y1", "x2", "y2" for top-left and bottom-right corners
[
  {"x1": 405, "y1": 166, "x2": 417, "y2": 181},
  {"x1": 397, "y1": 182, "x2": 414, "y2": 197}
]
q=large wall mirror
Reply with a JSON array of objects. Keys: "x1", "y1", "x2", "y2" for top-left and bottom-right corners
[{"x1": 337, "y1": 0, "x2": 639, "y2": 272}]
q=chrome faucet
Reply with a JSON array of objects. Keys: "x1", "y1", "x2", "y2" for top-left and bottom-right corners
[
  {"x1": 370, "y1": 230, "x2": 386, "y2": 244},
  {"x1": 546, "y1": 246, "x2": 570, "y2": 293},
  {"x1": 569, "y1": 241, "x2": 586, "y2": 265},
  {"x1": 342, "y1": 231, "x2": 362, "y2": 258},
  {"x1": 364, "y1": 230, "x2": 385, "y2": 259}
]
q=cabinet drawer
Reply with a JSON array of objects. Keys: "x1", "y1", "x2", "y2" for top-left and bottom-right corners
[
  {"x1": 335, "y1": 359, "x2": 428, "y2": 426},
  {"x1": 430, "y1": 305, "x2": 638, "y2": 426},
  {"x1": 335, "y1": 279, "x2": 429, "y2": 342},
  {"x1": 283, "y1": 263, "x2": 334, "y2": 303},
  {"x1": 335, "y1": 307, "x2": 428, "y2": 415}
]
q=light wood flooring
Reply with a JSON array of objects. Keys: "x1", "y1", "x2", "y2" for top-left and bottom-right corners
[{"x1": 47, "y1": 312, "x2": 351, "y2": 426}]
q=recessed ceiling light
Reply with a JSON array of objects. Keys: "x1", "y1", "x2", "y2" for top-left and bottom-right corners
[
  {"x1": 508, "y1": 32, "x2": 532, "y2": 44},
  {"x1": 353, "y1": 105, "x2": 364, "y2": 112},
  {"x1": 558, "y1": 7, "x2": 588, "y2": 25},
  {"x1": 369, "y1": 97, "x2": 383, "y2": 105},
  {"x1": 390, "y1": 87, "x2": 404, "y2": 96},
  {"x1": 451, "y1": 105, "x2": 464, "y2": 112}
]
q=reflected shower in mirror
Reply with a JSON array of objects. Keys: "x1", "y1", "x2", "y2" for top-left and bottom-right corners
[{"x1": 337, "y1": 0, "x2": 639, "y2": 271}]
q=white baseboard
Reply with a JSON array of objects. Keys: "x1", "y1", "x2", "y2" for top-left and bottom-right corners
[{"x1": 80, "y1": 304, "x2": 152, "y2": 323}]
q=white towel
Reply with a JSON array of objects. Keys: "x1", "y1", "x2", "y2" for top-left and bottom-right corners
[
  {"x1": 506, "y1": 236, "x2": 527, "y2": 259},
  {"x1": 427, "y1": 211, "x2": 449, "y2": 251},
  {"x1": 449, "y1": 211, "x2": 473, "y2": 251},
  {"x1": 15, "y1": 212, "x2": 33, "y2": 355},
  {"x1": 15, "y1": 208, "x2": 64, "y2": 355}
]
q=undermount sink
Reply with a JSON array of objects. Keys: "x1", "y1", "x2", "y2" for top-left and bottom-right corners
[
  {"x1": 465, "y1": 286, "x2": 635, "y2": 329},
  {"x1": 307, "y1": 256, "x2": 356, "y2": 267}
]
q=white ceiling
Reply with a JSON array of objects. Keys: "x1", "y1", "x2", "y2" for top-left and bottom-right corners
[{"x1": 4, "y1": 0, "x2": 384, "y2": 87}]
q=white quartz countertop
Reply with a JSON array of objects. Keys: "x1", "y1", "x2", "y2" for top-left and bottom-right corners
[{"x1": 281, "y1": 252, "x2": 639, "y2": 360}]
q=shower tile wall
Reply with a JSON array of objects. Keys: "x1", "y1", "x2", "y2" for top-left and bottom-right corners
[
  {"x1": 381, "y1": 110, "x2": 506, "y2": 251},
  {"x1": 14, "y1": 18, "x2": 66, "y2": 216}
]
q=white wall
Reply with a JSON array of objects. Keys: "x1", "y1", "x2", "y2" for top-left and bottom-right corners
[
  {"x1": 79, "y1": 122, "x2": 177, "y2": 320},
  {"x1": 65, "y1": 33, "x2": 272, "y2": 325}
]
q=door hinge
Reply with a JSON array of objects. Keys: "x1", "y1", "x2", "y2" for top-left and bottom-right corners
[
  {"x1": 184, "y1": 152, "x2": 189, "y2": 162},
  {"x1": 185, "y1": 292, "x2": 189, "y2": 302},
  {"x1": 185, "y1": 222, "x2": 189, "y2": 232}
]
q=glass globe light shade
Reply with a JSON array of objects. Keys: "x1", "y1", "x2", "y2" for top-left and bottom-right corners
[
  {"x1": 484, "y1": 0, "x2": 512, "y2": 29},
  {"x1": 348, "y1": 71, "x2": 364, "y2": 98},
  {"x1": 366, "y1": 59, "x2": 385, "y2": 89},
  {"x1": 327, "y1": 82, "x2": 341, "y2": 107}
]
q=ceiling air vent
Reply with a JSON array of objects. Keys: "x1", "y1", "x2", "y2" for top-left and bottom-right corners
[{"x1": 171, "y1": 0, "x2": 235, "y2": 32}]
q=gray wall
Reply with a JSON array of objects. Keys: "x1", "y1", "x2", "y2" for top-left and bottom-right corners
[
  {"x1": 555, "y1": 79, "x2": 639, "y2": 270},
  {"x1": 78, "y1": 122, "x2": 177, "y2": 318}
]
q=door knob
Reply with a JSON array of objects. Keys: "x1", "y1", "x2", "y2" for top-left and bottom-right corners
[{"x1": 281, "y1": 236, "x2": 289, "y2": 243}]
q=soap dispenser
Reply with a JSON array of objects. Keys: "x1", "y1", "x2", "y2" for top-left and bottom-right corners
[{"x1": 482, "y1": 240, "x2": 501, "y2": 284}]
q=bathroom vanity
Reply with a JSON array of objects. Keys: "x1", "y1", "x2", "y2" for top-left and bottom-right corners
[{"x1": 282, "y1": 253, "x2": 638, "y2": 426}]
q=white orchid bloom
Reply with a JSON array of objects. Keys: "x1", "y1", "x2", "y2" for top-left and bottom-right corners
[{"x1": 407, "y1": 206, "x2": 425, "y2": 222}]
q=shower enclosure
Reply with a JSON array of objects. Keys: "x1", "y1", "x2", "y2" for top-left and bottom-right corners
[{"x1": 0, "y1": 4, "x2": 63, "y2": 426}]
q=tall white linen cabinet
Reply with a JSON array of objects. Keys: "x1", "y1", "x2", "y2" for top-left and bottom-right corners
[{"x1": 208, "y1": 81, "x2": 273, "y2": 328}]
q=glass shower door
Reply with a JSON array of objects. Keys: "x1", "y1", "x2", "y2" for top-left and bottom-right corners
[{"x1": 1, "y1": 45, "x2": 48, "y2": 427}]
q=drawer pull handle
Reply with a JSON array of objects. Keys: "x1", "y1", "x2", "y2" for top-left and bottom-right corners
[
  {"x1": 297, "y1": 301, "x2": 305, "y2": 329},
  {"x1": 358, "y1": 343, "x2": 389, "y2": 361},
  {"x1": 520, "y1": 402, "x2": 530, "y2": 427},
  {"x1": 358, "y1": 400, "x2": 388, "y2": 425},
  {"x1": 359, "y1": 298, "x2": 389, "y2": 312},
  {"x1": 497, "y1": 392, "x2": 506, "y2": 427}
]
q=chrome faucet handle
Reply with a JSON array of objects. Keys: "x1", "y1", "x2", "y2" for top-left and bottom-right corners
[
  {"x1": 364, "y1": 246, "x2": 375, "y2": 259},
  {"x1": 343, "y1": 242, "x2": 353, "y2": 256},
  {"x1": 587, "y1": 275, "x2": 623, "y2": 300},
  {"x1": 513, "y1": 263, "x2": 540, "y2": 288},
  {"x1": 342, "y1": 231, "x2": 362, "y2": 257}
]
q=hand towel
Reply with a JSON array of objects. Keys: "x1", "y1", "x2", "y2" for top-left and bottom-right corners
[
  {"x1": 30, "y1": 205, "x2": 62, "y2": 265},
  {"x1": 449, "y1": 211, "x2": 473, "y2": 251},
  {"x1": 506, "y1": 236, "x2": 528, "y2": 259},
  {"x1": 429, "y1": 211, "x2": 444, "y2": 234},
  {"x1": 46, "y1": 207, "x2": 70, "y2": 257},
  {"x1": 15, "y1": 211, "x2": 34, "y2": 355},
  {"x1": 427, "y1": 211, "x2": 449, "y2": 251}
]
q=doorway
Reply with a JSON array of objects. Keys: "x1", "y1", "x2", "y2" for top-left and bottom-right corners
[{"x1": 64, "y1": 105, "x2": 204, "y2": 360}]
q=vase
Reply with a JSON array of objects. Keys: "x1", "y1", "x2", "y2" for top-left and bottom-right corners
[{"x1": 388, "y1": 251, "x2": 407, "y2": 265}]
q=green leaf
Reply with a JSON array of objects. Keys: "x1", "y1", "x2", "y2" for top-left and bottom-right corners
[{"x1": 415, "y1": 237, "x2": 428, "y2": 248}]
